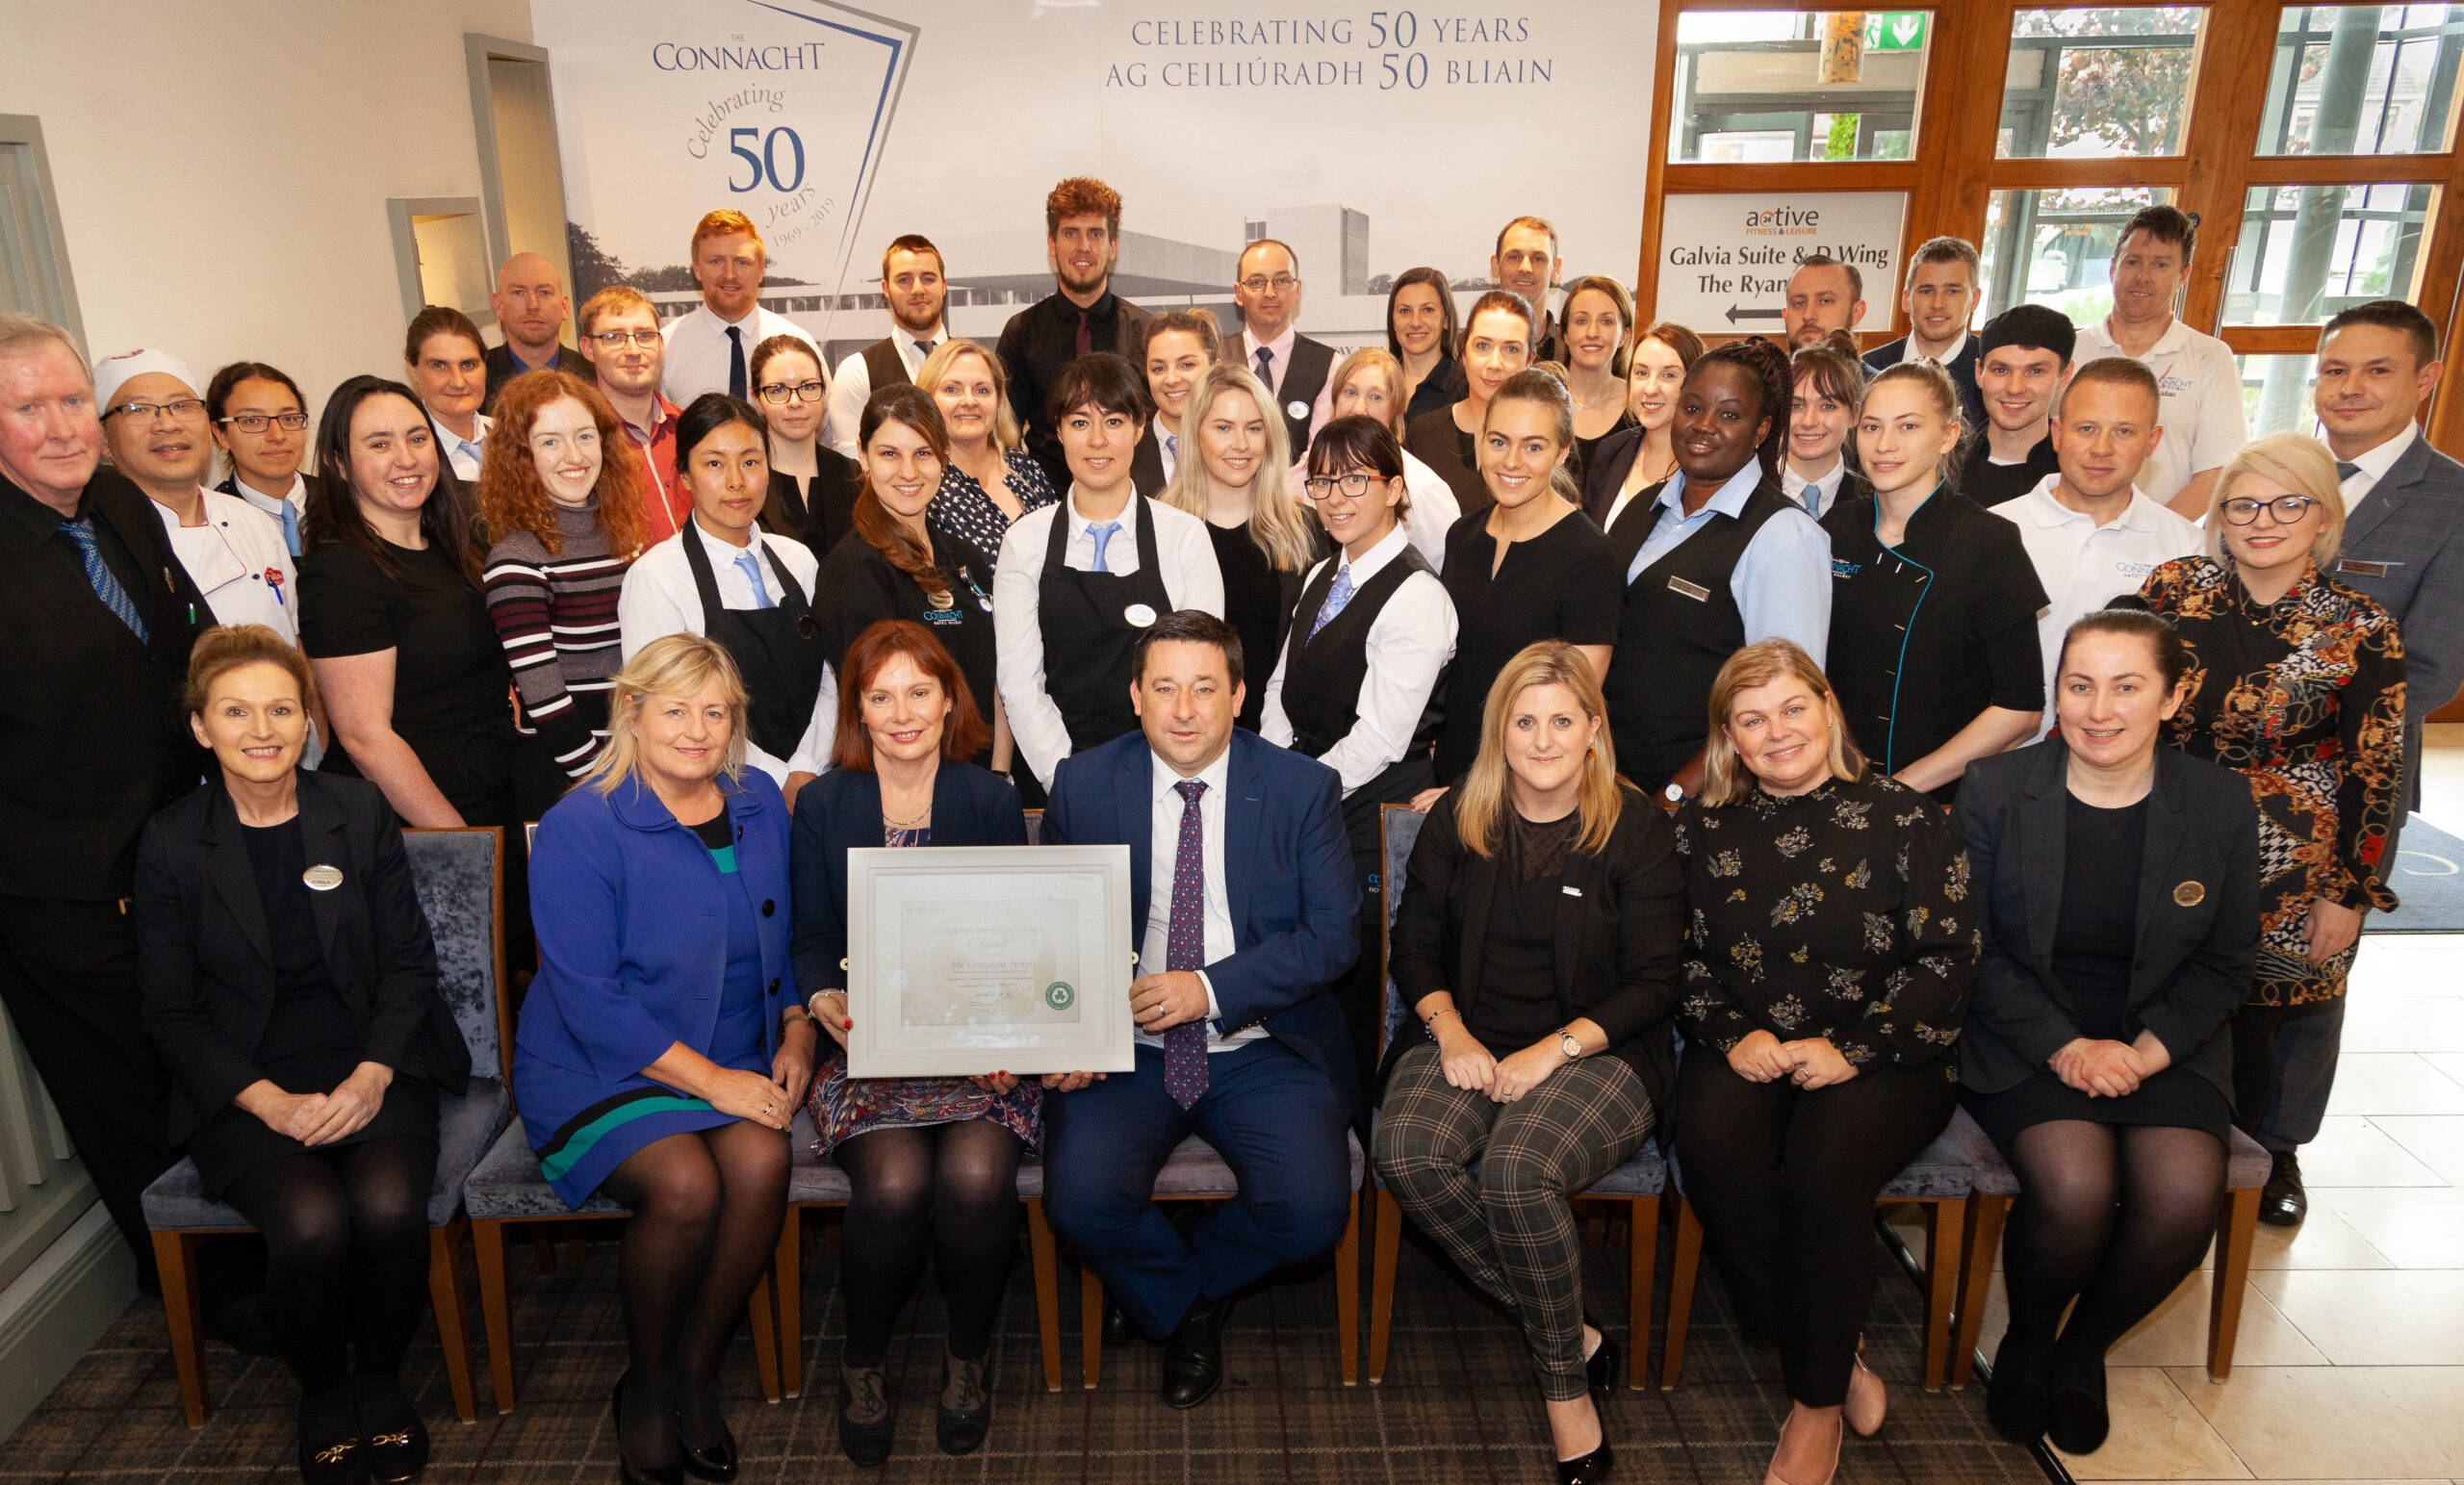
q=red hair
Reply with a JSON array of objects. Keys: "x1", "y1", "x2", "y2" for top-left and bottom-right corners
[
  {"x1": 475, "y1": 371, "x2": 649, "y2": 559},
  {"x1": 829, "y1": 620, "x2": 990, "y2": 771}
]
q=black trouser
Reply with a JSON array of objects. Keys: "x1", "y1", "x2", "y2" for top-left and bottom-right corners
[
  {"x1": 1672, "y1": 1051, "x2": 1958, "y2": 1407},
  {"x1": 0, "y1": 895, "x2": 179, "y2": 1286},
  {"x1": 2230, "y1": 999, "x2": 2334, "y2": 1139}
]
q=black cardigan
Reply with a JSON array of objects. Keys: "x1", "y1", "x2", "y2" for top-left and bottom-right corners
[
  {"x1": 135, "y1": 772, "x2": 473, "y2": 1142},
  {"x1": 1383, "y1": 783, "x2": 1687, "y2": 1111},
  {"x1": 1951, "y1": 740, "x2": 2260, "y2": 1103},
  {"x1": 787, "y1": 760, "x2": 1030, "y2": 1000}
]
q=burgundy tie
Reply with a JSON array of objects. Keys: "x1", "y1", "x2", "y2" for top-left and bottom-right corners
[
  {"x1": 1164, "y1": 779, "x2": 1210, "y2": 1110},
  {"x1": 1074, "y1": 308, "x2": 1093, "y2": 359}
]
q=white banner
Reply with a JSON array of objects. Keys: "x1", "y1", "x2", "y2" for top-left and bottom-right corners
[{"x1": 531, "y1": 0, "x2": 1656, "y2": 357}]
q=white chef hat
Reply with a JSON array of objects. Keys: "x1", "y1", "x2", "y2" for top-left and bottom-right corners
[{"x1": 91, "y1": 348, "x2": 199, "y2": 411}]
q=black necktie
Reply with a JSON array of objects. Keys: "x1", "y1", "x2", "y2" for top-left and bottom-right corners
[
  {"x1": 2337, "y1": 460, "x2": 2361, "y2": 482},
  {"x1": 727, "y1": 325, "x2": 746, "y2": 400}
]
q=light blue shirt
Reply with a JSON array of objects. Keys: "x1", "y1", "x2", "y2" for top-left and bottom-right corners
[{"x1": 1626, "y1": 456, "x2": 1833, "y2": 667}]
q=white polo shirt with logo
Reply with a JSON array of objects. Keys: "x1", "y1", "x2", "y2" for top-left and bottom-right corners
[{"x1": 2074, "y1": 315, "x2": 2248, "y2": 506}]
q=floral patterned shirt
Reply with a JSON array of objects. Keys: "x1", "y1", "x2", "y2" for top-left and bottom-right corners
[{"x1": 1674, "y1": 773, "x2": 1977, "y2": 1074}]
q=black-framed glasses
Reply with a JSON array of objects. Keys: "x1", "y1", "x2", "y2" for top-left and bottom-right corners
[
  {"x1": 589, "y1": 329, "x2": 662, "y2": 348},
  {"x1": 1304, "y1": 472, "x2": 1384, "y2": 499},
  {"x1": 108, "y1": 397, "x2": 206, "y2": 422},
  {"x1": 758, "y1": 380, "x2": 826, "y2": 405},
  {"x1": 2220, "y1": 494, "x2": 2318, "y2": 525},
  {"x1": 218, "y1": 412, "x2": 309, "y2": 433},
  {"x1": 1238, "y1": 275, "x2": 1299, "y2": 294}
]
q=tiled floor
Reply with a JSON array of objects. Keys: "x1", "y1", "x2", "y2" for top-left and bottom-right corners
[{"x1": 1933, "y1": 728, "x2": 2464, "y2": 1484}]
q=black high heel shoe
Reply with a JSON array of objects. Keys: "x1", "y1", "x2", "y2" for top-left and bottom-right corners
[
  {"x1": 837, "y1": 1367, "x2": 895, "y2": 1466},
  {"x1": 611, "y1": 1373, "x2": 683, "y2": 1485},
  {"x1": 677, "y1": 1412, "x2": 738, "y2": 1483},
  {"x1": 1557, "y1": 1438, "x2": 1616, "y2": 1484},
  {"x1": 936, "y1": 1353, "x2": 991, "y2": 1455},
  {"x1": 1582, "y1": 1319, "x2": 1621, "y2": 1403}
]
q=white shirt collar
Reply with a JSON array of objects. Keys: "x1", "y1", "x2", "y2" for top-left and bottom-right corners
[
  {"x1": 1335, "y1": 523, "x2": 1412, "y2": 587},
  {"x1": 2092, "y1": 313, "x2": 2189, "y2": 357},
  {"x1": 1150, "y1": 740, "x2": 1233, "y2": 807},
  {"x1": 1910, "y1": 328, "x2": 1968, "y2": 366},
  {"x1": 696, "y1": 300, "x2": 758, "y2": 332},
  {"x1": 899, "y1": 323, "x2": 945, "y2": 354},
  {"x1": 2344, "y1": 422, "x2": 2418, "y2": 484},
  {"x1": 1066, "y1": 484, "x2": 1137, "y2": 534},
  {"x1": 2019, "y1": 474, "x2": 2163, "y2": 531},
  {"x1": 1782, "y1": 456, "x2": 1844, "y2": 499}
]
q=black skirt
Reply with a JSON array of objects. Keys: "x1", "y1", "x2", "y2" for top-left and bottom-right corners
[
  {"x1": 189, "y1": 1074, "x2": 439, "y2": 1198},
  {"x1": 1962, "y1": 1064, "x2": 2231, "y2": 1152}
]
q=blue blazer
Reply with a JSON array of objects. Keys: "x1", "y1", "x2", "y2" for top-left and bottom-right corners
[
  {"x1": 1042, "y1": 728, "x2": 1363, "y2": 1108},
  {"x1": 516, "y1": 769, "x2": 794, "y2": 1091},
  {"x1": 789, "y1": 761, "x2": 1029, "y2": 999}
]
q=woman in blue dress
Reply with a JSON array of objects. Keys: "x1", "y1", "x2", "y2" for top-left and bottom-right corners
[
  {"x1": 792, "y1": 619, "x2": 1035, "y2": 1464},
  {"x1": 515, "y1": 632, "x2": 815, "y2": 1484}
]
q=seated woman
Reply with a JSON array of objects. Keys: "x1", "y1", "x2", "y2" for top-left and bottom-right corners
[
  {"x1": 921, "y1": 338, "x2": 1059, "y2": 556},
  {"x1": 1955, "y1": 606, "x2": 2260, "y2": 1455},
  {"x1": 791, "y1": 620, "x2": 1032, "y2": 1463},
  {"x1": 1377, "y1": 640, "x2": 1684, "y2": 1485},
  {"x1": 1672, "y1": 638, "x2": 1976, "y2": 1485},
  {"x1": 749, "y1": 333, "x2": 861, "y2": 553},
  {"x1": 137, "y1": 625, "x2": 472, "y2": 1485},
  {"x1": 515, "y1": 633, "x2": 812, "y2": 1483}
]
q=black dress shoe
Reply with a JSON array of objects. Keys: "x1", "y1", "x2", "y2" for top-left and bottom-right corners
[
  {"x1": 836, "y1": 1368, "x2": 895, "y2": 1466},
  {"x1": 677, "y1": 1420, "x2": 737, "y2": 1482},
  {"x1": 1557, "y1": 1438, "x2": 1616, "y2": 1484},
  {"x1": 1582, "y1": 1319, "x2": 1620, "y2": 1403},
  {"x1": 1985, "y1": 1340, "x2": 2051, "y2": 1447},
  {"x1": 1100, "y1": 1293, "x2": 1135, "y2": 1346},
  {"x1": 612, "y1": 1374, "x2": 683, "y2": 1485},
  {"x1": 298, "y1": 1428, "x2": 366, "y2": 1485},
  {"x1": 2259, "y1": 1149, "x2": 2308, "y2": 1227},
  {"x1": 356, "y1": 1377, "x2": 429, "y2": 1485},
  {"x1": 935, "y1": 1353, "x2": 991, "y2": 1455},
  {"x1": 2046, "y1": 1373, "x2": 2112, "y2": 1455},
  {"x1": 1161, "y1": 1294, "x2": 1234, "y2": 1409}
]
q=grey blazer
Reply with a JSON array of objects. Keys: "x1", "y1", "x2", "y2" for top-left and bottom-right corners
[
  {"x1": 2333, "y1": 431, "x2": 2464, "y2": 720},
  {"x1": 1950, "y1": 741, "x2": 2259, "y2": 1104}
]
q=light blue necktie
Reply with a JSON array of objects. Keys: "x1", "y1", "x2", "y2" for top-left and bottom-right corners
[
  {"x1": 277, "y1": 501, "x2": 301, "y2": 557},
  {"x1": 1164, "y1": 433, "x2": 1178, "y2": 464},
  {"x1": 733, "y1": 546, "x2": 776, "y2": 608},
  {"x1": 61, "y1": 518, "x2": 148, "y2": 641},
  {"x1": 1089, "y1": 520, "x2": 1120, "y2": 573},
  {"x1": 1801, "y1": 480, "x2": 1822, "y2": 518},
  {"x1": 1309, "y1": 564, "x2": 1356, "y2": 641}
]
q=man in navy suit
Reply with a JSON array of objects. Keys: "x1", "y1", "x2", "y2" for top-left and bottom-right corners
[
  {"x1": 1040, "y1": 609, "x2": 1360, "y2": 1408},
  {"x1": 1862, "y1": 236, "x2": 1989, "y2": 432}
]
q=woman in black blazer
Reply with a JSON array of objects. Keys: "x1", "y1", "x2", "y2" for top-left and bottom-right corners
[
  {"x1": 137, "y1": 625, "x2": 470, "y2": 1485},
  {"x1": 1953, "y1": 606, "x2": 2260, "y2": 1458},
  {"x1": 1375, "y1": 640, "x2": 1685, "y2": 1485},
  {"x1": 790, "y1": 620, "x2": 1032, "y2": 1463}
]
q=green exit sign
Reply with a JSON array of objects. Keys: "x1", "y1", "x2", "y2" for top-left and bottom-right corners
[{"x1": 1863, "y1": 12, "x2": 1927, "y2": 51}]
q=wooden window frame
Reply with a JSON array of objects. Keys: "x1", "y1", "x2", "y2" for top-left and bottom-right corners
[{"x1": 1632, "y1": 0, "x2": 2464, "y2": 452}]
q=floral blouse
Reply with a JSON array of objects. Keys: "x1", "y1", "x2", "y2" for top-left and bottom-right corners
[
  {"x1": 928, "y1": 446, "x2": 1059, "y2": 558},
  {"x1": 1674, "y1": 773, "x2": 1977, "y2": 1076}
]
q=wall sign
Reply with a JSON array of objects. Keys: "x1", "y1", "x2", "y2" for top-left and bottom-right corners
[{"x1": 1655, "y1": 192, "x2": 1906, "y2": 333}]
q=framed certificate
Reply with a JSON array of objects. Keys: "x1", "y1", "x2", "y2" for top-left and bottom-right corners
[{"x1": 844, "y1": 844, "x2": 1138, "y2": 1079}]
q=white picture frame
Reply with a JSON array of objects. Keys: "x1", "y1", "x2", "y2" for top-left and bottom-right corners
[{"x1": 845, "y1": 844, "x2": 1138, "y2": 1079}]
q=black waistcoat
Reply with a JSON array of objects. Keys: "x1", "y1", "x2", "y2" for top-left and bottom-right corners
[{"x1": 1280, "y1": 544, "x2": 1444, "y2": 800}]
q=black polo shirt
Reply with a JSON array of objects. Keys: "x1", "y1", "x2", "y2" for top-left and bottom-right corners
[
  {"x1": 1821, "y1": 487, "x2": 2048, "y2": 797},
  {"x1": 1962, "y1": 434, "x2": 2062, "y2": 510}
]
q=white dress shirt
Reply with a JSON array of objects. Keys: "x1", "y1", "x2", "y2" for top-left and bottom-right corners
[
  {"x1": 2075, "y1": 316, "x2": 2247, "y2": 505},
  {"x1": 440, "y1": 414, "x2": 493, "y2": 483},
  {"x1": 821, "y1": 323, "x2": 944, "y2": 457},
  {"x1": 616, "y1": 519, "x2": 825, "y2": 782},
  {"x1": 157, "y1": 487, "x2": 299, "y2": 646},
  {"x1": 223, "y1": 472, "x2": 308, "y2": 555},
  {"x1": 1991, "y1": 475, "x2": 2205, "y2": 739},
  {"x1": 1156, "y1": 421, "x2": 1182, "y2": 483},
  {"x1": 2339, "y1": 422, "x2": 2418, "y2": 513},
  {"x1": 993, "y1": 488, "x2": 1225, "y2": 790},
  {"x1": 1781, "y1": 457, "x2": 1850, "y2": 520},
  {"x1": 1907, "y1": 329, "x2": 1969, "y2": 368},
  {"x1": 1136, "y1": 745, "x2": 1264, "y2": 1053},
  {"x1": 1260, "y1": 525, "x2": 1458, "y2": 796},
  {"x1": 660, "y1": 302, "x2": 820, "y2": 406}
]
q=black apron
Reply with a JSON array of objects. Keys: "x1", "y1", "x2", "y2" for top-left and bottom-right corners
[
  {"x1": 1038, "y1": 494, "x2": 1174, "y2": 755},
  {"x1": 680, "y1": 525, "x2": 828, "y2": 761}
]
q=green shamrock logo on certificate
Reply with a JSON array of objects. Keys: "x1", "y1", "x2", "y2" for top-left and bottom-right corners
[{"x1": 1044, "y1": 981, "x2": 1074, "y2": 1011}]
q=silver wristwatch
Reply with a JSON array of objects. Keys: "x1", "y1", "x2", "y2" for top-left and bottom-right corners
[{"x1": 1556, "y1": 1027, "x2": 1584, "y2": 1061}]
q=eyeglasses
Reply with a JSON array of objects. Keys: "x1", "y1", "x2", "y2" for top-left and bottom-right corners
[
  {"x1": 589, "y1": 329, "x2": 662, "y2": 348},
  {"x1": 1239, "y1": 275, "x2": 1299, "y2": 294},
  {"x1": 108, "y1": 397, "x2": 206, "y2": 422},
  {"x1": 758, "y1": 380, "x2": 826, "y2": 405},
  {"x1": 2220, "y1": 494, "x2": 2319, "y2": 525},
  {"x1": 218, "y1": 412, "x2": 309, "y2": 433},
  {"x1": 1303, "y1": 473, "x2": 1384, "y2": 499}
]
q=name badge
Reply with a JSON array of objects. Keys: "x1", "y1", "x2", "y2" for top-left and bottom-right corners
[
  {"x1": 303, "y1": 864, "x2": 345, "y2": 892},
  {"x1": 2173, "y1": 881, "x2": 2205, "y2": 907},
  {"x1": 1286, "y1": 398, "x2": 1311, "y2": 422},
  {"x1": 1124, "y1": 602, "x2": 1158, "y2": 627},
  {"x1": 2337, "y1": 557, "x2": 2397, "y2": 578},
  {"x1": 1666, "y1": 576, "x2": 1712, "y2": 602},
  {"x1": 921, "y1": 606, "x2": 962, "y2": 627},
  {"x1": 1560, "y1": 884, "x2": 1583, "y2": 898}
]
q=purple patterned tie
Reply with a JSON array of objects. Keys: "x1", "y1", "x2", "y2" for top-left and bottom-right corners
[{"x1": 1164, "y1": 779, "x2": 1210, "y2": 1111}]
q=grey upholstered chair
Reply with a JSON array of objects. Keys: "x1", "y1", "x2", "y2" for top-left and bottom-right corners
[{"x1": 141, "y1": 826, "x2": 512, "y2": 1427}]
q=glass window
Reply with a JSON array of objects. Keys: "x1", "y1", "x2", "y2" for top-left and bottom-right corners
[
  {"x1": 1669, "y1": 11, "x2": 1930, "y2": 163},
  {"x1": 1979, "y1": 187, "x2": 2174, "y2": 320},
  {"x1": 2260, "y1": 6, "x2": 2464, "y2": 156},
  {"x1": 2236, "y1": 354, "x2": 2324, "y2": 437},
  {"x1": 2225, "y1": 182, "x2": 2441, "y2": 323},
  {"x1": 1997, "y1": 8, "x2": 2204, "y2": 159}
]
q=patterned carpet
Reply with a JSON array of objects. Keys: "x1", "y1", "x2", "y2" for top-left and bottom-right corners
[{"x1": 0, "y1": 1208, "x2": 2047, "y2": 1483}]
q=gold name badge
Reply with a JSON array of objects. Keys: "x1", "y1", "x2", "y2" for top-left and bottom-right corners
[
  {"x1": 2173, "y1": 881, "x2": 2205, "y2": 907},
  {"x1": 303, "y1": 864, "x2": 345, "y2": 892}
]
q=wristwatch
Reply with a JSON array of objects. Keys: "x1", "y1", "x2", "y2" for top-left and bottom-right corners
[{"x1": 1556, "y1": 1027, "x2": 1585, "y2": 1061}]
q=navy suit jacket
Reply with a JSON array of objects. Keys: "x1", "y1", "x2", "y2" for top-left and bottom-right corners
[
  {"x1": 2333, "y1": 430, "x2": 2464, "y2": 720},
  {"x1": 1041, "y1": 728, "x2": 1363, "y2": 1109}
]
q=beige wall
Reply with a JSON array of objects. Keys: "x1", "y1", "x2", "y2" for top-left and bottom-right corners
[{"x1": 0, "y1": 0, "x2": 533, "y2": 409}]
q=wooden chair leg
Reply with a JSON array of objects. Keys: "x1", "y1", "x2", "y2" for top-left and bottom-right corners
[
  {"x1": 1627, "y1": 1195, "x2": 1659, "y2": 1390},
  {"x1": 1921, "y1": 1198, "x2": 1964, "y2": 1392},
  {"x1": 1025, "y1": 1199, "x2": 1063, "y2": 1392},
  {"x1": 473, "y1": 1217, "x2": 517, "y2": 1414},
  {"x1": 745, "y1": 1267, "x2": 781, "y2": 1404},
  {"x1": 565, "y1": 1237, "x2": 588, "y2": 1269},
  {"x1": 1584, "y1": 1202, "x2": 1608, "y2": 1248},
  {"x1": 2208, "y1": 1188, "x2": 2261, "y2": 1380},
  {"x1": 153, "y1": 1230, "x2": 208, "y2": 1428},
  {"x1": 529, "y1": 1229, "x2": 557, "y2": 1276},
  {"x1": 1337, "y1": 1191, "x2": 1361, "y2": 1385},
  {"x1": 1952, "y1": 1196, "x2": 2009, "y2": 1390},
  {"x1": 1078, "y1": 1262, "x2": 1105, "y2": 1389},
  {"x1": 1369, "y1": 1189, "x2": 1402, "y2": 1384},
  {"x1": 775, "y1": 1207, "x2": 806, "y2": 1399},
  {"x1": 427, "y1": 1218, "x2": 478, "y2": 1422},
  {"x1": 1659, "y1": 1197, "x2": 1704, "y2": 1390}
]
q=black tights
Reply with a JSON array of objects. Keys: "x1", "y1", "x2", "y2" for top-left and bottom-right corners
[
  {"x1": 834, "y1": 1120, "x2": 1025, "y2": 1369},
  {"x1": 598, "y1": 1121, "x2": 788, "y2": 1468},
  {"x1": 1999, "y1": 1120, "x2": 2226, "y2": 1390},
  {"x1": 220, "y1": 1137, "x2": 436, "y2": 1416}
]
